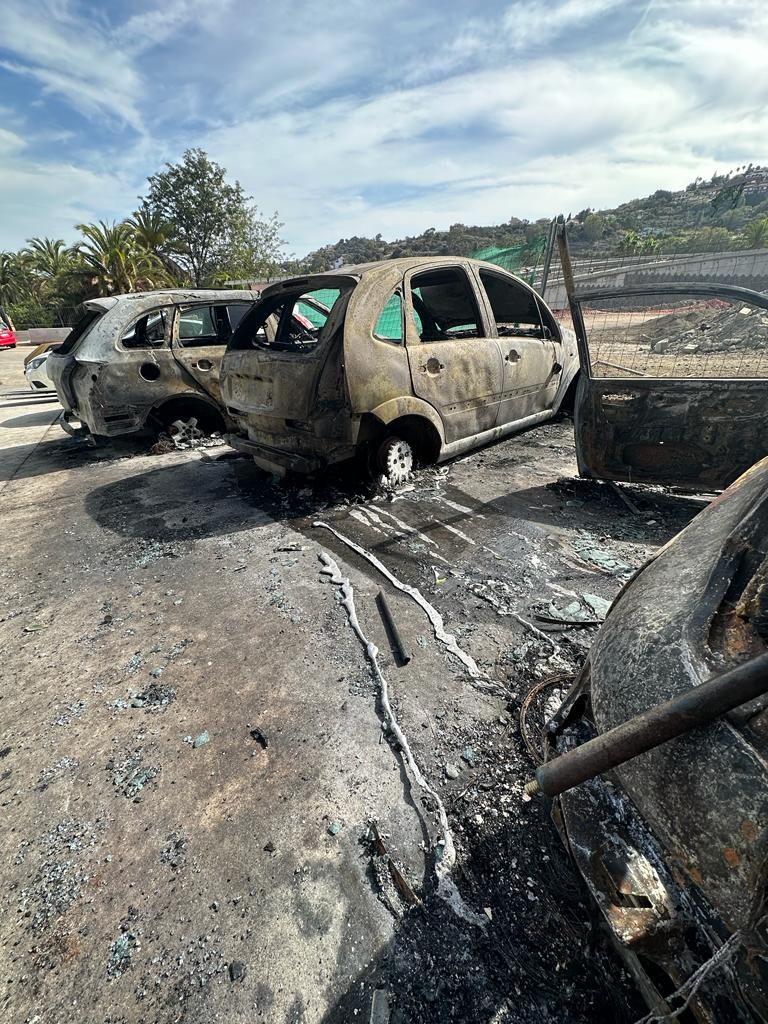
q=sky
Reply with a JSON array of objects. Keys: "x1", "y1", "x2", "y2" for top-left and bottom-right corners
[{"x1": 1, "y1": 0, "x2": 767, "y2": 257}]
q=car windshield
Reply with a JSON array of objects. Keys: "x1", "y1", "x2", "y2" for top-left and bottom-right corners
[{"x1": 230, "y1": 285, "x2": 351, "y2": 352}]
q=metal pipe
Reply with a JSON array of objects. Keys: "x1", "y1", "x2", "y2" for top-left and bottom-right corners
[
  {"x1": 376, "y1": 590, "x2": 411, "y2": 665},
  {"x1": 527, "y1": 652, "x2": 768, "y2": 798},
  {"x1": 556, "y1": 221, "x2": 592, "y2": 376}
]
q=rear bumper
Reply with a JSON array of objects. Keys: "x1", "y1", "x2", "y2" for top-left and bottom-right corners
[{"x1": 225, "y1": 434, "x2": 325, "y2": 475}]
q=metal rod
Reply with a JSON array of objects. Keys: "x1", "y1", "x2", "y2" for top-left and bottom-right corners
[
  {"x1": 528, "y1": 652, "x2": 768, "y2": 797},
  {"x1": 556, "y1": 220, "x2": 592, "y2": 376},
  {"x1": 376, "y1": 590, "x2": 411, "y2": 665},
  {"x1": 540, "y1": 218, "x2": 557, "y2": 298}
]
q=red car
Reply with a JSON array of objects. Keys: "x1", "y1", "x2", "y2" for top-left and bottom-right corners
[{"x1": 0, "y1": 322, "x2": 17, "y2": 348}]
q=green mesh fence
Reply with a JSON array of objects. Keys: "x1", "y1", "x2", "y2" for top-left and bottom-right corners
[{"x1": 471, "y1": 234, "x2": 549, "y2": 284}]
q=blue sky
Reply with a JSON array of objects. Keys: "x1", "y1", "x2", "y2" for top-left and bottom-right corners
[{"x1": 1, "y1": 0, "x2": 767, "y2": 256}]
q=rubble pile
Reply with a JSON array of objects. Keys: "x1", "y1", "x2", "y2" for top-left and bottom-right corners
[{"x1": 641, "y1": 303, "x2": 768, "y2": 355}]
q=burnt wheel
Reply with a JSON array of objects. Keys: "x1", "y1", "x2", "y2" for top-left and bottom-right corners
[{"x1": 375, "y1": 435, "x2": 413, "y2": 489}]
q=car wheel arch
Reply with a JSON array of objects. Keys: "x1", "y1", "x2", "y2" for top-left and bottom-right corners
[{"x1": 148, "y1": 394, "x2": 226, "y2": 436}]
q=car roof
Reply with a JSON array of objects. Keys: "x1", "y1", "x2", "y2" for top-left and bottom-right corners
[
  {"x1": 85, "y1": 288, "x2": 256, "y2": 311},
  {"x1": 261, "y1": 257, "x2": 539, "y2": 299}
]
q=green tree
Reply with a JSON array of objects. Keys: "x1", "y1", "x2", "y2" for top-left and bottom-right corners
[
  {"x1": 74, "y1": 220, "x2": 168, "y2": 295},
  {"x1": 742, "y1": 217, "x2": 768, "y2": 248},
  {"x1": 140, "y1": 149, "x2": 277, "y2": 286},
  {"x1": 0, "y1": 250, "x2": 34, "y2": 307},
  {"x1": 23, "y1": 237, "x2": 74, "y2": 280},
  {"x1": 223, "y1": 207, "x2": 286, "y2": 281}
]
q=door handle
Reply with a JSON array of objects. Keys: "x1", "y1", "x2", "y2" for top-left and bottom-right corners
[
  {"x1": 194, "y1": 359, "x2": 213, "y2": 371},
  {"x1": 505, "y1": 349, "x2": 520, "y2": 363}
]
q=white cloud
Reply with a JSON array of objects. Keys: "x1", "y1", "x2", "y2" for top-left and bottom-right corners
[
  {"x1": 1, "y1": 0, "x2": 768, "y2": 255},
  {"x1": 1, "y1": 1, "x2": 143, "y2": 129},
  {"x1": 503, "y1": 0, "x2": 626, "y2": 48}
]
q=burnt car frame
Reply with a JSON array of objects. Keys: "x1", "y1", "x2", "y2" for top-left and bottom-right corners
[
  {"x1": 47, "y1": 289, "x2": 257, "y2": 442},
  {"x1": 544, "y1": 461, "x2": 768, "y2": 1021},
  {"x1": 220, "y1": 258, "x2": 579, "y2": 481}
]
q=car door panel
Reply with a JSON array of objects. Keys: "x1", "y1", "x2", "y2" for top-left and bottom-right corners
[
  {"x1": 171, "y1": 303, "x2": 248, "y2": 401},
  {"x1": 575, "y1": 376, "x2": 768, "y2": 488},
  {"x1": 565, "y1": 276, "x2": 768, "y2": 489},
  {"x1": 471, "y1": 266, "x2": 564, "y2": 426},
  {"x1": 404, "y1": 264, "x2": 503, "y2": 444}
]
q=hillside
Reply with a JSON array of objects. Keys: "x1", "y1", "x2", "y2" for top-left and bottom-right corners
[{"x1": 297, "y1": 167, "x2": 768, "y2": 271}]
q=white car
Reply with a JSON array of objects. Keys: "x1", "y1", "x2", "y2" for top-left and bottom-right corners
[{"x1": 25, "y1": 351, "x2": 55, "y2": 391}]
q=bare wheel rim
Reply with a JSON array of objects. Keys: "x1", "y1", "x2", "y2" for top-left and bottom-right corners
[
  {"x1": 377, "y1": 436, "x2": 413, "y2": 488},
  {"x1": 168, "y1": 417, "x2": 203, "y2": 445}
]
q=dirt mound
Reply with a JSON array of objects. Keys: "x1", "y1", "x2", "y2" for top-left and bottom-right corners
[{"x1": 640, "y1": 303, "x2": 768, "y2": 354}]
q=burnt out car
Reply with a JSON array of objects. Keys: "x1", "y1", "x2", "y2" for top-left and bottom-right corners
[
  {"x1": 47, "y1": 290, "x2": 257, "y2": 442},
  {"x1": 543, "y1": 460, "x2": 768, "y2": 1021},
  {"x1": 220, "y1": 258, "x2": 579, "y2": 481}
]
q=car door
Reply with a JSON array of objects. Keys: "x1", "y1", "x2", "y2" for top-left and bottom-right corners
[
  {"x1": 404, "y1": 263, "x2": 504, "y2": 443},
  {"x1": 568, "y1": 282, "x2": 768, "y2": 489},
  {"x1": 171, "y1": 302, "x2": 252, "y2": 402},
  {"x1": 471, "y1": 266, "x2": 564, "y2": 427}
]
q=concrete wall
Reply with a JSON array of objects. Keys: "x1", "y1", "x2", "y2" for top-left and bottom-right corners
[
  {"x1": 544, "y1": 249, "x2": 768, "y2": 308},
  {"x1": 15, "y1": 327, "x2": 71, "y2": 346}
]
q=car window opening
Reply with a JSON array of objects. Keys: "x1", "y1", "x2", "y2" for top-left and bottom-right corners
[
  {"x1": 373, "y1": 292, "x2": 404, "y2": 344},
  {"x1": 479, "y1": 270, "x2": 552, "y2": 340},
  {"x1": 409, "y1": 267, "x2": 483, "y2": 342},
  {"x1": 122, "y1": 309, "x2": 169, "y2": 350},
  {"x1": 232, "y1": 287, "x2": 348, "y2": 352}
]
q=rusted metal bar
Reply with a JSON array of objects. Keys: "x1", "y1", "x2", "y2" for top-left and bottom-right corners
[
  {"x1": 527, "y1": 652, "x2": 768, "y2": 797},
  {"x1": 539, "y1": 218, "x2": 557, "y2": 298},
  {"x1": 376, "y1": 590, "x2": 411, "y2": 665},
  {"x1": 556, "y1": 221, "x2": 592, "y2": 376}
]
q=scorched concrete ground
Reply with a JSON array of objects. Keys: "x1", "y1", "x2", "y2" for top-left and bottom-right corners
[{"x1": 0, "y1": 347, "x2": 703, "y2": 1023}]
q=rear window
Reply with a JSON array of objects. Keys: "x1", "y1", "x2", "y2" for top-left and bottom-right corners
[
  {"x1": 231, "y1": 285, "x2": 351, "y2": 352},
  {"x1": 54, "y1": 307, "x2": 106, "y2": 355}
]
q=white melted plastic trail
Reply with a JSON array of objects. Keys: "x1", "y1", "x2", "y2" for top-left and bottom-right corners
[
  {"x1": 319, "y1": 552, "x2": 485, "y2": 926},
  {"x1": 313, "y1": 520, "x2": 483, "y2": 679},
  {"x1": 434, "y1": 519, "x2": 476, "y2": 546},
  {"x1": 347, "y1": 507, "x2": 384, "y2": 534}
]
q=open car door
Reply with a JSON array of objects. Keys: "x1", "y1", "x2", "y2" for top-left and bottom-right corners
[{"x1": 560, "y1": 234, "x2": 768, "y2": 490}]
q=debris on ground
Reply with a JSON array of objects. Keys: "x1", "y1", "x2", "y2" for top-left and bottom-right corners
[
  {"x1": 129, "y1": 681, "x2": 176, "y2": 709},
  {"x1": 107, "y1": 753, "x2": 160, "y2": 798}
]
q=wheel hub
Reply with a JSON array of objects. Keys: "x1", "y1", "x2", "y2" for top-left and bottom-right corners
[{"x1": 378, "y1": 437, "x2": 413, "y2": 488}]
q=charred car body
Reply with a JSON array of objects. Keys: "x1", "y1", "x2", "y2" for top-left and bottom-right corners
[
  {"x1": 48, "y1": 290, "x2": 257, "y2": 442},
  {"x1": 221, "y1": 258, "x2": 579, "y2": 481},
  {"x1": 545, "y1": 462, "x2": 768, "y2": 1021}
]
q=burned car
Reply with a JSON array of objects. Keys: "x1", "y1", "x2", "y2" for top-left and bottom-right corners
[
  {"x1": 539, "y1": 460, "x2": 768, "y2": 1021},
  {"x1": 220, "y1": 258, "x2": 579, "y2": 481},
  {"x1": 47, "y1": 290, "x2": 257, "y2": 442}
]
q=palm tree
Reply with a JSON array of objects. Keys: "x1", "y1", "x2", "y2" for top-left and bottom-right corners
[
  {"x1": 23, "y1": 237, "x2": 74, "y2": 279},
  {"x1": 0, "y1": 251, "x2": 34, "y2": 306},
  {"x1": 127, "y1": 208, "x2": 182, "y2": 282},
  {"x1": 74, "y1": 220, "x2": 169, "y2": 294},
  {"x1": 743, "y1": 217, "x2": 768, "y2": 249}
]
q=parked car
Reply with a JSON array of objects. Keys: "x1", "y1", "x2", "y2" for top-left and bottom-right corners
[
  {"x1": 24, "y1": 351, "x2": 55, "y2": 391},
  {"x1": 543, "y1": 458, "x2": 768, "y2": 1022},
  {"x1": 221, "y1": 258, "x2": 579, "y2": 482},
  {"x1": 0, "y1": 322, "x2": 17, "y2": 349},
  {"x1": 47, "y1": 290, "x2": 258, "y2": 442},
  {"x1": 24, "y1": 339, "x2": 63, "y2": 368}
]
